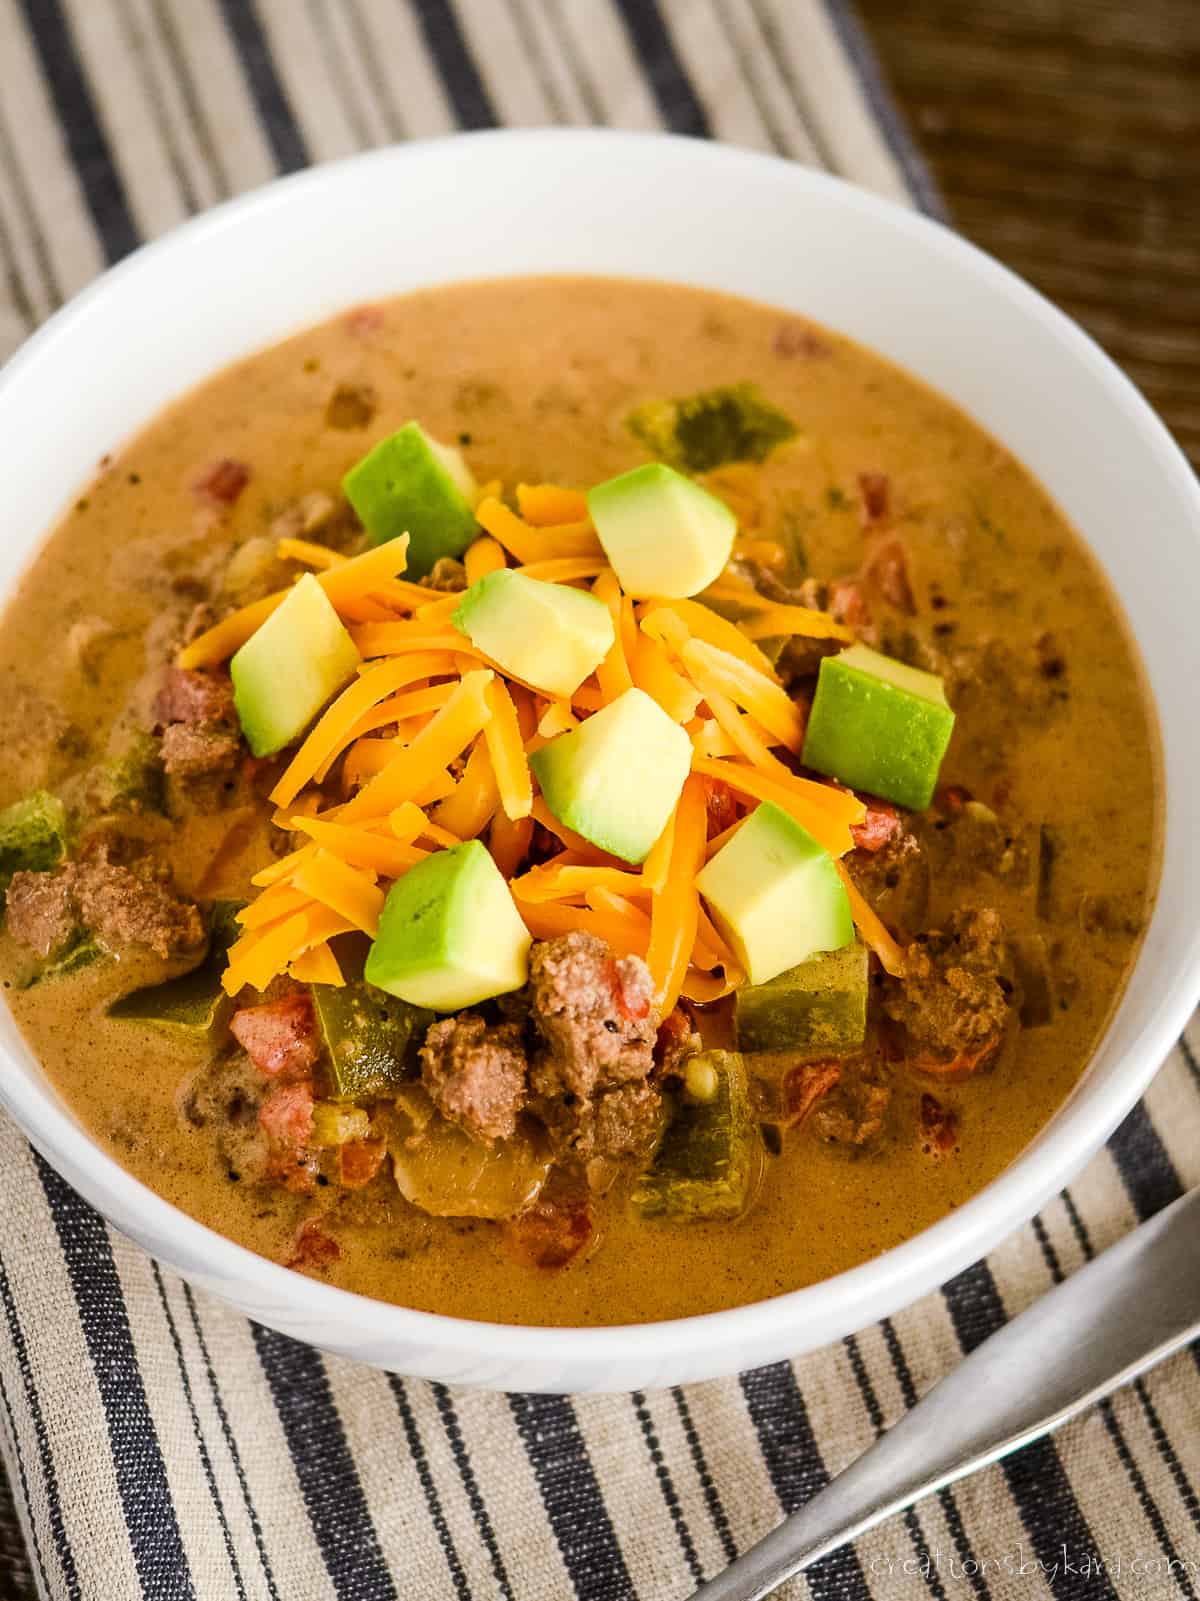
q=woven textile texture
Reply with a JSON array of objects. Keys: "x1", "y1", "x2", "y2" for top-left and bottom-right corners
[{"x1": 0, "y1": 3, "x2": 1197, "y2": 1599}]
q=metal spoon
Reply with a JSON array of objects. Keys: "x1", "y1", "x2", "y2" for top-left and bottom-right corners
[{"x1": 688, "y1": 1185, "x2": 1200, "y2": 1601}]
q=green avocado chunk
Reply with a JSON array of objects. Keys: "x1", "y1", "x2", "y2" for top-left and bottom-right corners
[
  {"x1": 230, "y1": 572, "x2": 360, "y2": 757},
  {"x1": 453, "y1": 569, "x2": 613, "y2": 698},
  {"x1": 365, "y1": 840, "x2": 530, "y2": 1011},
  {"x1": 627, "y1": 383, "x2": 797, "y2": 473},
  {"x1": 107, "y1": 902, "x2": 243, "y2": 1035},
  {"x1": 0, "y1": 791, "x2": 67, "y2": 896},
  {"x1": 801, "y1": 644, "x2": 955, "y2": 811},
  {"x1": 696, "y1": 802, "x2": 853, "y2": 985},
  {"x1": 312, "y1": 980, "x2": 433, "y2": 1101},
  {"x1": 529, "y1": 687, "x2": 692, "y2": 864},
  {"x1": 587, "y1": 463, "x2": 736, "y2": 599},
  {"x1": 631, "y1": 1051, "x2": 759, "y2": 1222},
  {"x1": 734, "y1": 940, "x2": 869, "y2": 1055},
  {"x1": 342, "y1": 421, "x2": 477, "y2": 579}
]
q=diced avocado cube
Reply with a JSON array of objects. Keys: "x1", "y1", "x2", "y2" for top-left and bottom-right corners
[
  {"x1": 529, "y1": 687, "x2": 692, "y2": 865},
  {"x1": 734, "y1": 941, "x2": 868, "y2": 1054},
  {"x1": 365, "y1": 840, "x2": 530, "y2": 1011},
  {"x1": 696, "y1": 801, "x2": 853, "y2": 985},
  {"x1": 230, "y1": 572, "x2": 360, "y2": 757},
  {"x1": 801, "y1": 644, "x2": 955, "y2": 811},
  {"x1": 311, "y1": 979, "x2": 433, "y2": 1100},
  {"x1": 453, "y1": 569, "x2": 614, "y2": 698},
  {"x1": 108, "y1": 900, "x2": 243, "y2": 1034},
  {"x1": 631, "y1": 1051, "x2": 758, "y2": 1222},
  {"x1": 0, "y1": 791, "x2": 67, "y2": 895},
  {"x1": 342, "y1": 422, "x2": 477, "y2": 578},
  {"x1": 587, "y1": 463, "x2": 735, "y2": 599},
  {"x1": 626, "y1": 383, "x2": 797, "y2": 473}
]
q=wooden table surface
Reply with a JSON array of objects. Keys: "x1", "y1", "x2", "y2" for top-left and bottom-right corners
[{"x1": 0, "y1": 4, "x2": 1195, "y2": 1595}]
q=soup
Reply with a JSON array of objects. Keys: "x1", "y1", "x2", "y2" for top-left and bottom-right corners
[{"x1": 0, "y1": 277, "x2": 1158, "y2": 1326}]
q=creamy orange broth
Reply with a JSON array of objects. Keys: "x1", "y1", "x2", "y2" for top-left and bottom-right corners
[{"x1": 0, "y1": 277, "x2": 1159, "y2": 1325}]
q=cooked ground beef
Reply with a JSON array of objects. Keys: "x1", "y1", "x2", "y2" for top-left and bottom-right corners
[
  {"x1": 419, "y1": 557, "x2": 468, "y2": 593},
  {"x1": 812, "y1": 1073, "x2": 891, "y2": 1149},
  {"x1": 528, "y1": 932, "x2": 658, "y2": 1101},
  {"x1": 6, "y1": 852, "x2": 204, "y2": 961},
  {"x1": 154, "y1": 667, "x2": 236, "y2": 727},
  {"x1": 420, "y1": 1014, "x2": 529, "y2": 1142},
  {"x1": 160, "y1": 723, "x2": 241, "y2": 777},
  {"x1": 6, "y1": 870, "x2": 78, "y2": 957},
  {"x1": 847, "y1": 822, "x2": 930, "y2": 942},
  {"x1": 884, "y1": 907, "x2": 1011, "y2": 1064},
  {"x1": 179, "y1": 1050, "x2": 271, "y2": 1181}
]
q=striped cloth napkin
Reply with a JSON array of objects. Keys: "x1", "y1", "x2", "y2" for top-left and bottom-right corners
[{"x1": 0, "y1": 4, "x2": 1197, "y2": 1599}]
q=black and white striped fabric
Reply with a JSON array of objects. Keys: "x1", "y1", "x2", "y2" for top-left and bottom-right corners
[{"x1": 1, "y1": 4, "x2": 1198, "y2": 1598}]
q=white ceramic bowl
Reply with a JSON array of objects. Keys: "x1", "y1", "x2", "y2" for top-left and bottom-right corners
[{"x1": 1, "y1": 130, "x2": 1197, "y2": 1393}]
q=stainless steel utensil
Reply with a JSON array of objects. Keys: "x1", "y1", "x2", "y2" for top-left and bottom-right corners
[{"x1": 689, "y1": 1186, "x2": 1200, "y2": 1601}]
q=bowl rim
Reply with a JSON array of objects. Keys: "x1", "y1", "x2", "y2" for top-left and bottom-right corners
[{"x1": 2, "y1": 126, "x2": 1198, "y2": 1383}]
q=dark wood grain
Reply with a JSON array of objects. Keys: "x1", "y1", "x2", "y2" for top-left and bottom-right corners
[{"x1": 859, "y1": 0, "x2": 1200, "y2": 466}]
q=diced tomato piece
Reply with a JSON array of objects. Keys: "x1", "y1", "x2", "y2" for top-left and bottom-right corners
[
  {"x1": 919, "y1": 1092, "x2": 960, "y2": 1153},
  {"x1": 935, "y1": 784, "x2": 972, "y2": 813},
  {"x1": 263, "y1": 1148, "x2": 319, "y2": 1194},
  {"x1": 232, "y1": 994, "x2": 318, "y2": 1079},
  {"x1": 829, "y1": 578, "x2": 873, "y2": 637},
  {"x1": 655, "y1": 1006, "x2": 695, "y2": 1075},
  {"x1": 336, "y1": 1139, "x2": 386, "y2": 1191},
  {"x1": 606, "y1": 958, "x2": 652, "y2": 1022},
  {"x1": 782, "y1": 1060, "x2": 842, "y2": 1128},
  {"x1": 857, "y1": 470, "x2": 890, "y2": 526},
  {"x1": 258, "y1": 1081, "x2": 315, "y2": 1147},
  {"x1": 502, "y1": 1195, "x2": 593, "y2": 1271},
  {"x1": 851, "y1": 798, "x2": 902, "y2": 853},
  {"x1": 286, "y1": 1218, "x2": 340, "y2": 1271},
  {"x1": 908, "y1": 1035, "x2": 1002, "y2": 1082},
  {"x1": 703, "y1": 776, "x2": 739, "y2": 839},
  {"x1": 194, "y1": 458, "x2": 250, "y2": 505}
]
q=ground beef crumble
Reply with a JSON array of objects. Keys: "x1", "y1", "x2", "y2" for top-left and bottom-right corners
[
  {"x1": 527, "y1": 931, "x2": 657, "y2": 1100},
  {"x1": 6, "y1": 850, "x2": 204, "y2": 961},
  {"x1": 154, "y1": 665, "x2": 241, "y2": 778},
  {"x1": 884, "y1": 907, "x2": 1011, "y2": 1068},
  {"x1": 420, "y1": 1014, "x2": 528, "y2": 1143}
]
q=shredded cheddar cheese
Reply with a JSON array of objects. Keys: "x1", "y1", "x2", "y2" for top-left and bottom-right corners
[{"x1": 218, "y1": 465, "x2": 904, "y2": 1003}]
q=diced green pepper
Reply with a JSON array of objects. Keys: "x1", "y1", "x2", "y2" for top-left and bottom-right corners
[
  {"x1": 802, "y1": 644, "x2": 955, "y2": 811},
  {"x1": 311, "y1": 1102, "x2": 371, "y2": 1147},
  {"x1": 90, "y1": 735, "x2": 165, "y2": 815},
  {"x1": 627, "y1": 383, "x2": 797, "y2": 473},
  {"x1": 313, "y1": 980, "x2": 433, "y2": 1101},
  {"x1": 735, "y1": 941, "x2": 869, "y2": 1055},
  {"x1": 1012, "y1": 934, "x2": 1055, "y2": 1028},
  {"x1": 631, "y1": 1051, "x2": 759, "y2": 1222},
  {"x1": 107, "y1": 900, "x2": 242, "y2": 1036},
  {"x1": 21, "y1": 932, "x2": 105, "y2": 990},
  {"x1": 0, "y1": 791, "x2": 67, "y2": 895}
]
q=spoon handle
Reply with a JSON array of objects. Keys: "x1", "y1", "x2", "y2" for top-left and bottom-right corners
[{"x1": 689, "y1": 1185, "x2": 1200, "y2": 1601}]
